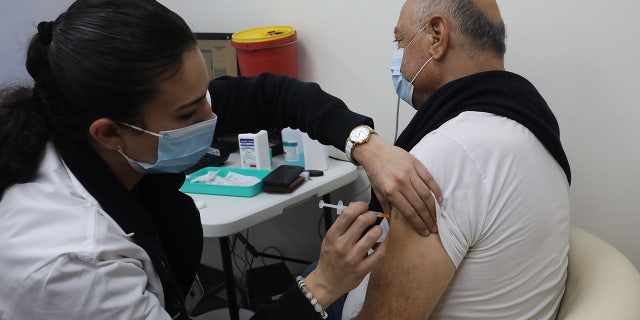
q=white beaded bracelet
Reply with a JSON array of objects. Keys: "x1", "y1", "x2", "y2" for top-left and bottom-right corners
[{"x1": 296, "y1": 276, "x2": 329, "y2": 319}]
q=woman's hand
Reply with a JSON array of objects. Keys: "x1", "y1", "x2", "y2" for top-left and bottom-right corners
[
  {"x1": 304, "y1": 202, "x2": 385, "y2": 308},
  {"x1": 353, "y1": 134, "x2": 442, "y2": 236}
]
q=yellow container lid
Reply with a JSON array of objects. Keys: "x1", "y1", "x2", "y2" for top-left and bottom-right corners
[{"x1": 232, "y1": 26, "x2": 296, "y2": 44}]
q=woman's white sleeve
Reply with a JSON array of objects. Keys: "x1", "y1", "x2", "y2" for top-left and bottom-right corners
[{"x1": 6, "y1": 253, "x2": 172, "y2": 320}]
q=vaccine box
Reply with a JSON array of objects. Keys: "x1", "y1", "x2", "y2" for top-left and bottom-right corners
[{"x1": 238, "y1": 130, "x2": 271, "y2": 170}]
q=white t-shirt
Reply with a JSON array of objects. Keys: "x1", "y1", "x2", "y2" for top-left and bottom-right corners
[{"x1": 343, "y1": 112, "x2": 570, "y2": 319}]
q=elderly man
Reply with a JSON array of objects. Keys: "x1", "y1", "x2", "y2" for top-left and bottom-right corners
[{"x1": 342, "y1": 0, "x2": 572, "y2": 319}]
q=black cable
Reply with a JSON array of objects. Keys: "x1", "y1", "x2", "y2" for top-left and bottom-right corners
[
  {"x1": 395, "y1": 95, "x2": 401, "y2": 141},
  {"x1": 260, "y1": 246, "x2": 286, "y2": 266},
  {"x1": 351, "y1": 184, "x2": 373, "y2": 201},
  {"x1": 329, "y1": 155, "x2": 349, "y2": 162}
]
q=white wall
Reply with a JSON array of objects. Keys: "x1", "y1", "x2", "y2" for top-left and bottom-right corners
[
  {"x1": 2, "y1": 1, "x2": 639, "y2": 270},
  {"x1": 497, "y1": 0, "x2": 640, "y2": 268},
  {"x1": 0, "y1": 1, "x2": 74, "y2": 84}
]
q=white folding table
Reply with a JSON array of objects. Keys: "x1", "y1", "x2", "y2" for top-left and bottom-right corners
[{"x1": 187, "y1": 153, "x2": 358, "y2": 320}]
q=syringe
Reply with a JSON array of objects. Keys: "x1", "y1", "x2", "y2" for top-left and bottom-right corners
[
  {"x1": 318, "y1": 200, "x2": 389, "y2": 218},
  {"x1": 318, "y1": 199, "x2": 346, "y2": 215}
]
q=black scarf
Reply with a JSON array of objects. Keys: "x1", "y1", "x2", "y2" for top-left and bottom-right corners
[
  {"x1": 56, "y1": 139, "x2": 202, "y2": 318},
  {"x1": 370, "y1": 71, "x2": 571, "y2": 212}
]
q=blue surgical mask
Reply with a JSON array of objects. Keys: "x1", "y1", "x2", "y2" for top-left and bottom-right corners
[
  {"x1": 118, "y1": 114, "x2": 217, "y2": 174},
  {"x1": 391, "y1": 25, "x2": 432, "y2": 107}
]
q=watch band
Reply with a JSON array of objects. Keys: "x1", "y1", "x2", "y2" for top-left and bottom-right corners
[
  {"x1": 345, "y1": 125, "x2": 376, "y2": 166},
  {"x1": 345, "y1": 139, "x2": 358, "y2": 165}
]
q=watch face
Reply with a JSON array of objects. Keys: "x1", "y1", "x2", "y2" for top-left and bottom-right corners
[{"x1": 350, "y1": 126, "x2": 369, "y2": 143}]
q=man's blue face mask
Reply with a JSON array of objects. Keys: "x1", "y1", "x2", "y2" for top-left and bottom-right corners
[{"x1": 391, "y1": 25, "x2": 433, "y2": 108}]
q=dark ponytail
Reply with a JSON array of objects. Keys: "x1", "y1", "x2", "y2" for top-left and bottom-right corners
[
  {"x1": 0, "y1": 86, "x2": 51, "y2": 198},
  {"x1": 0, "y1": 0, "x2": 197, "y2": 198}
]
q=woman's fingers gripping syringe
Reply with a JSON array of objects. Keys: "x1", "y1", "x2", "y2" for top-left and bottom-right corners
[{"x1": 309, "y1": 202, "x2": 385, "y2": 307}]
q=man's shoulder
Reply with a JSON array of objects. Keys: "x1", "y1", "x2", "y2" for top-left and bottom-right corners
[
  {"x1": 416, "y1": 111, "x2": 551, "y2": 172},
  {"x1": 437, "y1": 111, "x2": 533, "y2": 145}
]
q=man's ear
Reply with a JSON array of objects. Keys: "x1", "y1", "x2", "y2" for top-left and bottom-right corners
[
  {"x1": 89, "y1": 118, "x2": 124, "y2": 151},
  {"x1": 426, "y1": 14, "x2": 450, "y2": 59}
]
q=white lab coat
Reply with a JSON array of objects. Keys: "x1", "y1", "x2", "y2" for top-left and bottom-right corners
[{"x1": 0, "y1": 144, "x2": 182, "y2": 319}]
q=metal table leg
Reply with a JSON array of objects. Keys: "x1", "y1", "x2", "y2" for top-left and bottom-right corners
[{"x1": 219, "y1": 236, "x2": 239, "y2": 320}]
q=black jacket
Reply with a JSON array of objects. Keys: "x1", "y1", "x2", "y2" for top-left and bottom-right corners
[{"x1": 211, "y1": 72, "x2": 372, "y2": 151}]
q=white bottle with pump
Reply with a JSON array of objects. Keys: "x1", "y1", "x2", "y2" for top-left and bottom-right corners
[
  {"x1": 281, "y1": 127, "x2": 305, "y2": 167},
  {"x1": 238, "y1": 130, "x2": 271, "y2": 170}
]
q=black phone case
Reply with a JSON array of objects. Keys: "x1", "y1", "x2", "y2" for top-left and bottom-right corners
[{"x1": 262, "y1": 165, "x2": 305, "y2": 193}]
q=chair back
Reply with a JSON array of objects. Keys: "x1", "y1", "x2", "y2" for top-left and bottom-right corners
[{"x1": 557, "y1": 227, "x2": 640, "y2": 319}]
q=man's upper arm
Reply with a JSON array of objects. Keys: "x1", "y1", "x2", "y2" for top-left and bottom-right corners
[
  {"x1": 355, "y1": 208, "x2": 456, "y2": 319},
  {"x1": 353, "y1": 129, "x2": 485, "y2": 319}
]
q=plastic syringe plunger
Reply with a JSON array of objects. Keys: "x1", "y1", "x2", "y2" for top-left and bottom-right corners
[
  {"x1": 318, "y1": 200, "x2": 390, "y2": 220},
  {"x1": 318, "y1": 200, "x2": 345, "y2": 215}
]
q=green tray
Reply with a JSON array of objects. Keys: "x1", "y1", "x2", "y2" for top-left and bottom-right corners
[{"x1": 180, "y1": 167, "x2": 271, "y2": 197}]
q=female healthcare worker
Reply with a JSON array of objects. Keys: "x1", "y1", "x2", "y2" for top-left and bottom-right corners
[{"x1": 0, "y1": 1, "x2": 440, "y2": 319}]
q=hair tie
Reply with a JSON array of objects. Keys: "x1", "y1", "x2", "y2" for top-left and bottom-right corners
[
  {"x1": 37, "y1": 21, "x2": 54, "y2": 45},
  {"x1": 32, "y1": 83, "x2": 49, "y2": 107},
  {"x1": 32, "y1": 86, "x2": 41, "y2": 99}
]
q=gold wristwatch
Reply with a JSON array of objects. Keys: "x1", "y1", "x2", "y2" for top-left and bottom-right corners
[{"x1": 345, "y1": 125, "x2": 376, "y2": 166}]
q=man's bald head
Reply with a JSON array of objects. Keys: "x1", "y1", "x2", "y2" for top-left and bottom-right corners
[
  {"x1": 411, "y1": 0, "x2": 506, "y2": 58},
  {"x1": 473, "y1": 0, "x2": 502, "y2": 24}
]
